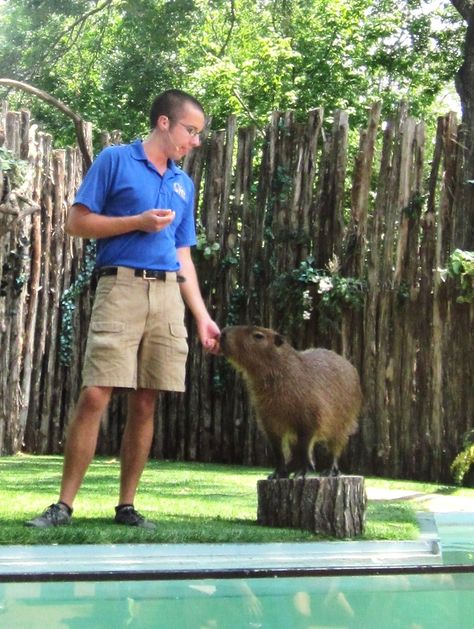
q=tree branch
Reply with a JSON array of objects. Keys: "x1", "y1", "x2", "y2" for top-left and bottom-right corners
[
  {"x1": 53, "y1": 0, "x2": 115, "y2": 48},
  {"x1": 217, "y1": 0, "x2": 236, "y2": 58},
  {"x1": 0, "y1": 78, "x2": 92, "y2": 169},
  {"x1": 232, "y1": 88, "x2": 264, "y2": 135},
  {"x1": 0, "y1": 192, "x2": 41, "y2": 237},
  {"x1": 26, "y1": 0, "x2": 116, "y2": 80},
  {"x1": 450, "y1": 0, "x2": 474, "y2": 21}
]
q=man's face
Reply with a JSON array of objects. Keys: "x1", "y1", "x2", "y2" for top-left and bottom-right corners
[{"x1": 165, "y1": 103, "x2": 205, "y2": 160}]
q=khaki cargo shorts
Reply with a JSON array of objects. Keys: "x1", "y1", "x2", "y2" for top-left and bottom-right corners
[{"x1": 82, "y1": 266, "x2": 188, "y2": 391}]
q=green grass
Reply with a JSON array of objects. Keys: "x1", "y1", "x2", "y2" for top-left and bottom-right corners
[
  {"x1": 363, "y1": 475, "x2": 474, "y2": 496},
  {"x1": 2, "y1": 454, "x2": 471, "y2": 545}
]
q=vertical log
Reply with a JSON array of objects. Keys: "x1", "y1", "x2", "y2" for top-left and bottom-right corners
[
  {"x1": 298, "y1": 109, "x2": 324, "y2": 265},
  {"x1": 345, "y1": 102, "x2": 382, "y2": 278},
  {"x1": 417, "y1": 117, "x2": 444, "y2": 478},
  {"x1": 1, "y1": 111, "x2": 31, "y2": 451},
  {"x1": 363, "y1": 118, "x2": 395, "y2": 472},
  {"x1": 19, "y1": 123, "x2": 42, "y2": 439},
  {"x1": 433, "y1": 113, "x2": 462, "y2": 481},
  {"x1": 394, "y1": 120, "x2": 425, "y2": 477},
  {"x1": 37, "y1": 148, "x2": 65, "y2": 453},
  {"x1": 315, "y1": 110, "x2": 349, "y2": 267},
  {"x1": 24, "y1": 133, "x2": 53, "y2": 450},
  {"x1": 5, "y1": 111, "x2": 20, "y2": 157},
  {"x1": 260, "y1": 112, "x2": 282, "y2": 329},
  {"x1": 390, "y1": 115, "x2": 417, "y2": 477},
  {"x1": 254, "y1": 122, "x2": 273, "y2": 328},
  {"x1": 237, "y1": 126, "x2": 258, "y2": 320},
  {"x1": 376, "y1": 103, "x2": 409, "y2": 477},
  {"x1": 268, "y1": 111, "x2": 296, "y2": 278},
  {"x1": 430, "y1": 113, "x2": 459, "y2": 480}
]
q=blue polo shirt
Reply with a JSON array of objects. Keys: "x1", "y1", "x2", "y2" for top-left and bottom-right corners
[{"x1": 73, "y1": 139, "x2": 197, "y2": 271}]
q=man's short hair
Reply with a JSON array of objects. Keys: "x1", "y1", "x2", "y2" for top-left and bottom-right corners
[{"x1": 149, "y1": 89, "x2": 205, "y2": 129}]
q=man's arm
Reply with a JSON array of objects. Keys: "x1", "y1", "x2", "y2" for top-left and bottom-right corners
[
  {"x1": 66, "y1": 204, "x2": 175, "y2": 239},
  {"x1": 177, "y1": 246, "x2": 220, "y2": 354}
]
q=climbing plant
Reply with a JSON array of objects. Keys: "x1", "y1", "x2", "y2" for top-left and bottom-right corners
[
  {"x1": 272, "y1": 256, "x2": 366, "y2": 333},
  {"x1": 59, "y1": 240, "x2": 96, "y2": 366}
]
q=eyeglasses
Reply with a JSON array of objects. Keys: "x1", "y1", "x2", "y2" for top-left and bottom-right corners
[{"x1": 174, "y1": 121, "x2": 201, "y2": 137}]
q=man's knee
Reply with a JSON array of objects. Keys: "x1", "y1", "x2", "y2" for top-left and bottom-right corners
[
  {"x1": 129, "y1": 388, "x2": 158, "y2": 418},
  {"x1": 76, "y1": 386, "x2": 113, "y2": 416}
]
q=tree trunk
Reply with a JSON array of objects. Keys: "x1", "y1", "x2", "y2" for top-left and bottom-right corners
[
  {"x1": 453, "y1": 0, "x2": 474, "y2": 249},
  {"x1": 257, "y1": 476, "x2": 366, "y2": 539}
]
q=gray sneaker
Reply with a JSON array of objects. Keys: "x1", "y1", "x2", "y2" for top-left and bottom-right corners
[
  {"x1": 25, "y1": 502, "x2": 72, "y2": 528},
  {"x1": 114, "y1": 505, "x2": 156, "y2": 530}
]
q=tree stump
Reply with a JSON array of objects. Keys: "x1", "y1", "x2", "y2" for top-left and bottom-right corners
[{"x1": 257, "y1": 476, "x2": 367, "y2": 538}]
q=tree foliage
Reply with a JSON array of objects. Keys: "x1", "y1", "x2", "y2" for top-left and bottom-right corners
[{"x1": 0, "y1": 0, "x2": 464, "y2": 143}]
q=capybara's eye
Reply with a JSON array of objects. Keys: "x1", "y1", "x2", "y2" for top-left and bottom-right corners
[{"x1": 253, "y1": 331, "x2": 265, "y2": 340}]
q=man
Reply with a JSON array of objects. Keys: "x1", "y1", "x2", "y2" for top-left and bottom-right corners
[{"x1": 26, "y1": 89, "x2": 220, "y2": 529}]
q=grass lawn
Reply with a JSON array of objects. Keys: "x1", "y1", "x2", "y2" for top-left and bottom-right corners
[{"x1": 1, "y1": 454, "x2": 471, "y2": 546}]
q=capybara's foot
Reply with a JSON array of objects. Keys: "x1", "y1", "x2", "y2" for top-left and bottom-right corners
[{"x1": 267, "y1": 469, "x2": 289, "y2": 480}]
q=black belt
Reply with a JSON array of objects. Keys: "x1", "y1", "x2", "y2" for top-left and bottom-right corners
[{"x1": 96, "y1": 267, "x2": 183, "y2": 282}]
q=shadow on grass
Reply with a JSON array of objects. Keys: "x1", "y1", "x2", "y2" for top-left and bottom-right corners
[
  {"x1": 434, "y1": 486, "x2": 461, "y2": 495},
  {"x1": 0, "y1": 456, "x2": 262, "y2": 500}
]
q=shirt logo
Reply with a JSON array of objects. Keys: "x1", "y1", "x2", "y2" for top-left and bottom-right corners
[{"x1": 173, "y1": 182, "x2": 186, "y2": 200}]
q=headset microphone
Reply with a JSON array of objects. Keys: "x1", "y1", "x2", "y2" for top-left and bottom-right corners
[{"x1": 167, "y1": 129, "x2": 180, "y2": 151}]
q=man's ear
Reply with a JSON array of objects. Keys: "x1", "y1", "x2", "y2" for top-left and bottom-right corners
[
  {"x1": 274, "y1": 334, "x2": 285, "y2": 347},
  {"x1": 158, "y1": 114, "x2": 169, "y2": 130}
]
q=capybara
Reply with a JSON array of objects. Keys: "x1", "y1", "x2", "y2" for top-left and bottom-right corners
[{"x1": 219, "y1": 325, "x2": 362, "y2": 479}]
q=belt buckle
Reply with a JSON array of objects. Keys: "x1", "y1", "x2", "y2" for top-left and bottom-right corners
[{"x1": 142, "y1": 270, "x2": 157, "y2": 280}]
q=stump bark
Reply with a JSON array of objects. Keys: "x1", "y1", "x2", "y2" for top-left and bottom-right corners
[{"x1": 257, "y1": 475, "x2": 367, "y2": 538}]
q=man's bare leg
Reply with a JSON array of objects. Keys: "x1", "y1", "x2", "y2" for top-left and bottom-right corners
[
  {"x1": 118, "y1": 388, "x2": 158, "y2": 506},
  {"x1": 59, "y1": 385, "x2": 113, "y2": 508}
]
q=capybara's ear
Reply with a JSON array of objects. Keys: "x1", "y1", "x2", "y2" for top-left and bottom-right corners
[{"x1": 274, "y1": 334, "x2": 285, "y2": 347}]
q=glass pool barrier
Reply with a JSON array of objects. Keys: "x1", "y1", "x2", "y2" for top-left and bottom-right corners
[{"x1": 1, "y1": 565, "x2": 474, "y2": 628}]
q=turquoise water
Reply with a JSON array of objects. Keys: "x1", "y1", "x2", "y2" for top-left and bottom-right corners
[
  {"x1": 1, "y1": 572, "x2": 474, "y2": 628},
  {"x1": 435, "y1": 513, "x2": 474, "y2": 565}
]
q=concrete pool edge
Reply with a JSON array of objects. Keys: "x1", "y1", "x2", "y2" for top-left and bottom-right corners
[{"x1": 0, "y1": 511, "x2": 443, "y2": 578}]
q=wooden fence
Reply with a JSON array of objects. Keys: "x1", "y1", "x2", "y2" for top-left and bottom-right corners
[{"x1": 0, "y1": 100, "x2": 472, "y2": 482}]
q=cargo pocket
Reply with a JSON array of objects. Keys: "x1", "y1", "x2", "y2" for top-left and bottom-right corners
[
  {"x1": 169, "y1": 323, "x2": 189, "y2": 355},
  {"x1": 90, "y1": 320, "x2": 125, "y2": 348}
]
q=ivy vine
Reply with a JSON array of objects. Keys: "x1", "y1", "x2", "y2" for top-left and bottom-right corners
[
  {"x1": 401, "y1": 193, "x2": 426, "y2": 219},
  {"x1": 441, "y1": 249, "x2": 474, "y2": 304},
  {"x1": 225, "y1": 286, "x2": 247, "y2": 326},
  {"x1": 195, "y1": 220, "x2": 221, "y2": 260},
  {"x1": 59, "y1": 240, "x2": 96, "y2": 366},
  {"x1": 0, "y1": 236, "x2": 30, "y2": 298},
  {"x1": 272, "y1": 256, "x2": 366, "y2": 332},
  {"x1": 0, "y1": 147, "x2": 27, "y2": 189}
]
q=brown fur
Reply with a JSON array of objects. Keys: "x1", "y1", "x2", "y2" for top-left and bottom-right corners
[{"x1": 220, "y1": 325, "x2": 362, "y2": 478}]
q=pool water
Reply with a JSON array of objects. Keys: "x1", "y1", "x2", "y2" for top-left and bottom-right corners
[
  {"x1": 1, "y1": 571, "x2": 474, "y2": 628},
  {"x1": 435, "y1": 512, "x2": 474, "y2": 565}
]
